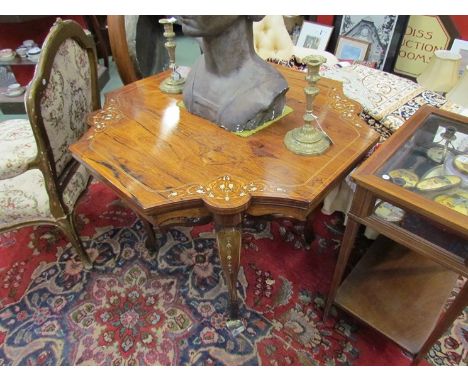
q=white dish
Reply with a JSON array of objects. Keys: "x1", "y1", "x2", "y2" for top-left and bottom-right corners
[
  {"x1": 0, "y1": 54, "x2": 15, "y2": 62},
  {"x1": 4, "y1": 87, "x2": 25, "y2": 97},
  {"x1": 27, "y1": 47, "x2": 41, "y2": 62},
  {"x1": 8, "y1": 83, "x2": 21, "y2": 90},
  {"x1": 16, "y1": 47, "x2": 28, "y2": 58},
  {"x1": 0, "y1": 49, "x2": 15, "y2": 61},
  {"x1": 27, "y1": 46, "x2": 41, "y2": 55},
  {"x1": 23, "y1": 40, "x2": 35, "y2": 48},
  {"x1": 27, "y1": 55, "x2": 40, "y2": 63},
  {"x1": 0, "y1": 48, "x2": 14, "y2": 55}
]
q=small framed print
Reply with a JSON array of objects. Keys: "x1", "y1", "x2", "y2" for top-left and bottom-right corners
[
  {"x1": 450, "y1": 39, "x2": 468, "y2": 76},
  {"x1": 334, "y1": 36, "x2": 370, "y2": 61},
  {"x1": 296, "y1": 21, "x2": 334, "y2": 51},
  {"x1": 330, "y1": 15, "x2": 409, "y2": 72}
]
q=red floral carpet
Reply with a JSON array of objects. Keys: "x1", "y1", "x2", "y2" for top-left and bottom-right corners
[{"x1": 0, "y1": 180, "x2": 466, "y2": 366}]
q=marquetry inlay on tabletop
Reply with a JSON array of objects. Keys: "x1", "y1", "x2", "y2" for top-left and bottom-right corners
[{"x1": 71, "y1": 65, "x2": 379, "y2": 216}]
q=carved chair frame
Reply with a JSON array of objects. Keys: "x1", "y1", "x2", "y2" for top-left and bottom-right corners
[{"x1": 0, "y1": 19, "x2": 100, "y2": 266}]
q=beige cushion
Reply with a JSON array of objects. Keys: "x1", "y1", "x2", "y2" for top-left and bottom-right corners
[
  {"x1": 253, "y1": 16, "x2": 338, "y2": 65},
  {"x1": 0, "y1": 119, "x2": 37, "y2": 180},
  {"x1": 0, "y1": 169, "x2": 51, "y2": 227},
  {"x1": 253, "y1": 16, "x2": 294, "y2": 60},
  {"x1": 0, "y1": 164, "x2": 90, "y2": 229}
]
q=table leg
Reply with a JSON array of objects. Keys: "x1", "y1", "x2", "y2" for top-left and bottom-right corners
[
  {"x1": 141, "y1": 218, "x2": 158, "y2": 252},
  {"x1": 214, "y1": 213, "x2": 242, "y2": 319},
  {"x1": 412, "y1": 281, "x2": 468, "y2": 365},
  {"x1": 304, "y1": 207, "x2": 320, "y2": 245},
  {"x1": 323, "y1": 218, "x2": 361, "y2": 320},
  {"x1": 323, "y1": 186, "x2": 375, "y2": 321}
]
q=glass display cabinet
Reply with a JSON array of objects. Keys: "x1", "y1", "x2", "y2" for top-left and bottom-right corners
[{"x1": 324, "y1": 105, "x2": 468, "y2": 364}]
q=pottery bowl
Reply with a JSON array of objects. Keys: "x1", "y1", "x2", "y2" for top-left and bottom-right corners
[
  {"x1": 23, "y1": 39, "x2": 35, "y2": 48},
  {"x1": 27, "y1": 47, "x2": 41, "y2": 62},
  {"x1": 16, "y1": 47, "x2": 28, "y2": 57},
  {"x1": 0, "y1": 48, "x2": 15, "y2": 60}
]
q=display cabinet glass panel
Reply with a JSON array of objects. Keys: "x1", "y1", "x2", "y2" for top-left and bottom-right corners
[{"x1": 325, "y1": 105, "x2": 468, "y2": 364}]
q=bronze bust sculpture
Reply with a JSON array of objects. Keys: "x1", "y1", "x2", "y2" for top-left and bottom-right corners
[{"x1": 179, "y1": 16, "x2": 289, "y2": 132}]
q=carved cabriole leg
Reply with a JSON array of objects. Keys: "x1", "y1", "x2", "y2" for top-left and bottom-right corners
[
  {"x1": 304, "y1": 207, "x2": 319, "y2": 245},
  {"x1": 213, "y1": 213, "x2": 242, "y2": 319},
  {"x1": 141, "y1": 217, "x2": 158, "y2": 252},
  {"x1": 59, "y1": 214, "x2": 92, "y2": 270}
]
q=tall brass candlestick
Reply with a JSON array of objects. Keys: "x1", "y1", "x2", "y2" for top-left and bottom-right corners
[
  {"x1": 284, "y1": 55, "x2": 331, "y2": 155},
  {"x1": 159, "y1": 18, "x2": 185, "y2": 94}
]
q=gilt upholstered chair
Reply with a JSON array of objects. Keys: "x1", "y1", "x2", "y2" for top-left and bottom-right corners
[
  {"x1": 0, "y1": 19, "x2": 100, "y2": 267},
  {"x1": 253, "y1": 16, "x2": 338, "y2": 65}
]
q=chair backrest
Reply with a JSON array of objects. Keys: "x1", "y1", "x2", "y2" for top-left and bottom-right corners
[
  {"x1": 107, "y1": 15, "x2": 168, "y2": 85},
  {"x1": 25, "y1": 19, "x2": 100, "y2": 182},
  {"x1": 253, "y1": 16, "x2": 295, "y2": 61}
]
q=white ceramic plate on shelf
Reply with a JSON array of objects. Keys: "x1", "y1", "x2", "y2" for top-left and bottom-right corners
[
  {"x1": 5, "y1": 88, "x2": 25, "y2": 97},
  {"x1": 0, "y1": 48, "x2": 16, "y2": 62},
  {"x1": 3, "y1": 83, "x2": 26, "y2": 97}
]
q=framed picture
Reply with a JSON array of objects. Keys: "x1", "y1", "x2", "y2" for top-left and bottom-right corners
[
  {"x1": 394, "y1": 16, "x2": 460, "y2": 79},
  {"x1": 334, "y1": 36, "x2": 370, "y2": 61},
  {"x1": 451, "y1": 39, "x2": 468, "y2": 76},
  {"x1": 329, "y1": 15, "x2": 409, "y2": 72},
  {"x1": 296, "y1": 21, "x2": 334, "y2": 51}
]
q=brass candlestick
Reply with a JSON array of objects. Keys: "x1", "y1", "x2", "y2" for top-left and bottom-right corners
[
  {"x1": 159, "y1": 18, "x2": 185, "y2": 94},
  {"x1": 284, "y1": 55, "x2": 331, "y2": 155}
]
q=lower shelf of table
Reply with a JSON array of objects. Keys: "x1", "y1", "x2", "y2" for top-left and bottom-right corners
[{"x1": 335, "y1": 236, "x2": 459, "y2": 355}]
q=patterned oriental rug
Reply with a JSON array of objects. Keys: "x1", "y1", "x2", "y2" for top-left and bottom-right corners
[{"x1": 0, "y1": 181, "x2": 466, "y2": 366}]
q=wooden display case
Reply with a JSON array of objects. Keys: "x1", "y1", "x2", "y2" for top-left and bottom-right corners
[{"x1": 325, "y1": 105, "x2": 468, "y2": 364}]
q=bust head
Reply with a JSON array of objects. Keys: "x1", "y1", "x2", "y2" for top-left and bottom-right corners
[
  {"x1": 179, "y1": 15, "x2": 288, "y2": 132},
  {"x1": 179, "y1": 16, "x2": 240, "y2": 37}
]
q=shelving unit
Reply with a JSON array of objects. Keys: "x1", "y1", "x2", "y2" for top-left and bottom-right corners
[
  {"x1": 0, "y1": 16, "x2": 110, "y2": 115},
  {"x1": 0, "y1": 56, "x2": 38, "y2": 66}
]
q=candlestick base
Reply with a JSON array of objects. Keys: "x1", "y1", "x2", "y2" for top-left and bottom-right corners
[
  {"x1": 160, "y1": 75, "x2": 186, "y2": 94},
  {"x1": 284, "y1": 125, "x2": 330, "y2": 156}
]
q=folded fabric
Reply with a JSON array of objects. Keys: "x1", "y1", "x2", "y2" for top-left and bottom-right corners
[{"x1": 322, "y1": 64, "x2": 425, "y2": 121}]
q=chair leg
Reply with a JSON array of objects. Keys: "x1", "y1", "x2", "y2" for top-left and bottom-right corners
[{"x1": 60, "y1": 214, "x2": 92, "y2": 269}]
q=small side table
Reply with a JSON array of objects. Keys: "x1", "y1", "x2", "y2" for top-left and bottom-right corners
[{"x1": 325, "y1": 105, "x2": 468, "y2": 364}]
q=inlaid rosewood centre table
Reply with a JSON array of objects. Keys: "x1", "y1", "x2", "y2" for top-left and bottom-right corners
[{"x1": 70, "y1": 65, "x2": 379, "y2": 318}]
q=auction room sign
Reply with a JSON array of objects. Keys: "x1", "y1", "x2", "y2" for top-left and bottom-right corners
[{"x1": 394, "y1": 15, "x2": 451, "y2": 78}]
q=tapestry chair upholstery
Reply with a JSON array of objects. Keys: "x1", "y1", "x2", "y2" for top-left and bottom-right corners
[
  {"x1": 0, "y1": 19, "x2": 101, "y2": 267},
  {"x1": 253, "y1": 16, "x2": 338, "y2": 66}
]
